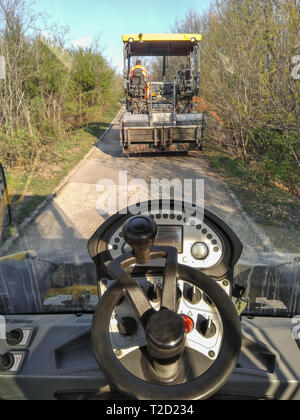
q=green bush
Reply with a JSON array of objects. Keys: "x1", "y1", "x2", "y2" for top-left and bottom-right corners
[
  {"x1": 0, "y1": 4, "x2": 122, "y2": 169},
  {"x1": 251, "y1": 129, "x2": 300, "y2": 188},
  {"x1": 173, "y1": 0, "x2": 300, "y2": 194}
]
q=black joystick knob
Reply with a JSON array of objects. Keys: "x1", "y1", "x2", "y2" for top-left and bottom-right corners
[
  {"x1": 0, "y1": 353, "x2": 14, "y2": 372},
  {"x1": 123, "y1": 216, "x2": 158, "y2": 264},
  {"x1": 146, "y1": 309, "x2": 186, "y2": 361}
]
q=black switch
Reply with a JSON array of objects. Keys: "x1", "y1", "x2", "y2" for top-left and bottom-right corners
[
  {"x1": 184, "y1": 285, "x2": 202, "y2": 305},
  {"x1": 118, "y1": 317, "x2": 138, "y2": 337},
  {"x1": 148, "y1": 285, "x2": 182, "y2": 304},
  {"x1": 147, "y1": 284, "x2": 162, "y2": 303},
  {"x1": 196, "y1": 315, "x2": 216, "y2": 339},
  {"x1": 6, "y1": 329, "x2": 24, "y2": 346},
  {"x1": 0, "y1": 353, "x2": 14, "y2": 372}
]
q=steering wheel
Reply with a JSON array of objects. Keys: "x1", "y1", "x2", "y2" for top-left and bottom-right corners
[{"x1": 92, "y1": 216, "x2": 241, "y2": 400}]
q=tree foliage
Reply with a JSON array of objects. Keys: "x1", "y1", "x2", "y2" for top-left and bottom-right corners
[
  {"x1": 0, "y1": 0, "x2": 122, "y2": 169},
  {"x1": 151, "y1": 0, "x2": 300, "y2": 191},
  {"x1": 174, "y1": 0, "x2": 300, "y2": 190}
]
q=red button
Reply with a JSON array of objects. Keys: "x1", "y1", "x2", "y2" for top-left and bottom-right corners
[{"x1": 181, "y1": 315, "x2": 194, "y2": 334}]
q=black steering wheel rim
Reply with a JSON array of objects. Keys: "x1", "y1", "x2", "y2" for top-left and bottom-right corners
[{"x1": 92, "y1": 264, "x2": 241, "y2": 400}]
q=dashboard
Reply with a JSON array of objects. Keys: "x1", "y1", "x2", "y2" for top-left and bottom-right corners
[
  {"x1": 88, "y1": 200, "x2": 243, "y2": 295},
  {"x1": 86, "y1": 201, "x2": 243, "y2": 390},
  {"x1": 86, "y1": 201, "x2": 244, "y2": 386},
  {"x1": 1, "y1": 202, "x2": 300, "y2": 400}
]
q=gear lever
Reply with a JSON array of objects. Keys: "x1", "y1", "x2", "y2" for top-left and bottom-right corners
[{"x1": 122, "y1": 216, "x2": 158, "y2": 265}]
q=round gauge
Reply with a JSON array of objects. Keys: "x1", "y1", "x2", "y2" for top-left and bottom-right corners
[{"x1": 191, "y1": 242, "x2": 209, "y2": 260}]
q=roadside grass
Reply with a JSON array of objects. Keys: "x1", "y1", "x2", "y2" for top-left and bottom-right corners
[
  {"x1": 6, "y1": 104, "x2": 120, "y2": 227},
  {"x1": 205, "y1": 144, "x2": 300, "y2": 231}
]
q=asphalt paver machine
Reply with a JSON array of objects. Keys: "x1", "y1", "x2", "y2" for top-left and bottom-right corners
[{"x1": 121, "y1": 34, "x2": 206, "y2": 154}]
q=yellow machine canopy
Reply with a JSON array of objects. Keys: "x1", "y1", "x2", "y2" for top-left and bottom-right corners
[{"x1": 123, "y1": 33, "x2": 202, "y2": 57}]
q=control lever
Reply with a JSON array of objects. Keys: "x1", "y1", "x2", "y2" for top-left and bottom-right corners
[
  {"x1": 108, "y1": 215, "x2": 179, "y2": 319},
  {"x1": 123, "y1": 216, "x2": 157, "y2": 264}
]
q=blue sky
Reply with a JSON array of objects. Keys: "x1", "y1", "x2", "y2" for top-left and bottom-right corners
[{"x1": 32, "y1": 0, "x2": 211, "y2": 71}]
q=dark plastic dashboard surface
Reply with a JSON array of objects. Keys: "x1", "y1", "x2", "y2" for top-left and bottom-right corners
[{"x1": 0, "y1": 314, "x2": 300, "y2": 400}]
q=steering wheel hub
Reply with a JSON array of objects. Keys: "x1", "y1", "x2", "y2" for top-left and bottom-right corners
[{"x1": 146, "y1": 309, "x2": 186, "y2": 360}]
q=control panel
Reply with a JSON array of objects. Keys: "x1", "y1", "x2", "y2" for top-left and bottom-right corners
[
  {"x1": 100, "y1": 275, "x2": 223, "y2": 363},
  {"x1": 0, "y1": 327, "x2": 34, "y2": 375}
]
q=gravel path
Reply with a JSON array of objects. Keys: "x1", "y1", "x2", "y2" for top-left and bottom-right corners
[{"x1": 2, "y1": 111, "x2": 276, "y2": 262}]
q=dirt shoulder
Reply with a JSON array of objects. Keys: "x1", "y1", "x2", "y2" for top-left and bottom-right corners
[
  {"x1": 204, "y1": 146, "x2": 300, "y2": 253},
  {"x1": 4, "y1": 105, "x2": 120, "y2": 236}
]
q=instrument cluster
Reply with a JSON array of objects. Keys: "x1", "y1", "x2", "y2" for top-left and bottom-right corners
[{"x1": 109, "y1": 209, "x2": 223, "y2": 270}]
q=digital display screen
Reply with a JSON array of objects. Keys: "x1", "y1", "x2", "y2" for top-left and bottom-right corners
[{"x1": 154, "y1": 226, "x2": 183, "y2": 254}]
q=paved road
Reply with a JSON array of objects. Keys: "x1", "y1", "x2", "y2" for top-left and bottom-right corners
[{"x1": 3, "y1": 111, "x2": 275, "y2": 262}]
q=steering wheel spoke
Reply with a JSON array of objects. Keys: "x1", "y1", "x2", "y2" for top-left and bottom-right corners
[
  {"x1": 152, "y1": 246, "x2": 178, "y2": 312},
  {"x1": 107, "y1": 253, "x2": 153, "y2": 322}
]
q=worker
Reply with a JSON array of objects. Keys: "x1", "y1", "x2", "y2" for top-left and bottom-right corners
[
  {"x1": 129, "y1": 60, "x2": 148, "y2": 81},
  {"x1": 130, "y1": 60, "x2": 150, "y2": 99}
]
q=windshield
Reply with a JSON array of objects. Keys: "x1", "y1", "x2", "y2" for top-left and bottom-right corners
[{"x1": 0, "y1": 0, "x2": 299, "y2": 317}]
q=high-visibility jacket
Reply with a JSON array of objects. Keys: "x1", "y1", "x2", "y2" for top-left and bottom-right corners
[{"x1": 129, "y1": 65, "x2": 148, "y2": 80}]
